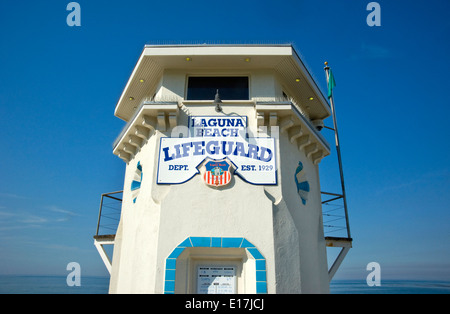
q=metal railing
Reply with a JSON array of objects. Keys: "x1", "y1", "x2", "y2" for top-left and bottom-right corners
[
  {"x1": 95, "y1": 191, "x2": 123, "y2": 237},
  {"x1": 321, "y1": 191, "x2": 351, "y2": 239}
]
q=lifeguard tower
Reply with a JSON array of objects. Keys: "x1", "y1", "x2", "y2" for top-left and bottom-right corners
[{"x1": 94, "y1": 44, "x2": 352, "y2": 294}]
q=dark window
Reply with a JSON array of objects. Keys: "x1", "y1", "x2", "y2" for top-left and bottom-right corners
[{"x1": 186, "y1": 77, "x2": 249, "y2": 100}]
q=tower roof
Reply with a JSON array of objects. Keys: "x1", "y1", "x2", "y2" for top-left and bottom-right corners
[{"x1": 114, "y1": 44, "x2": 331, "y2": 122}]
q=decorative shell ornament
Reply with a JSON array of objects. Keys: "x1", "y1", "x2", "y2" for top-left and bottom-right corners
[
  {"x1": 131, "y1": 161, "x2": 143, "y2": 203},
  {"x1": 294, "y1": 161, "x2": 310, "y2": 205}
]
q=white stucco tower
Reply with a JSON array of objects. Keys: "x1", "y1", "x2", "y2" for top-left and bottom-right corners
[{"x1": 94, "y1": 44, "x2": 350, "y2": 294}]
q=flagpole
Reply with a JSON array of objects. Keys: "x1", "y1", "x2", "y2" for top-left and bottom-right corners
[{"x1": 324, "y1": 62, "x2": 351, "y2": 239}]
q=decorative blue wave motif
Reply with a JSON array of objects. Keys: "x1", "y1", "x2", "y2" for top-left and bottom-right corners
[
  {"x1": 294, "y1": 161, "x2": 310, "y2": 205},
  {"x1": 131, "y1": 161, "x2": 143, "y2": 203}
]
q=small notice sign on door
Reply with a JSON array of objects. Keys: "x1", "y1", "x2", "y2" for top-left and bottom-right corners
[{"x1": 197, "y1": 266, "x2": 236, "y2": 294}]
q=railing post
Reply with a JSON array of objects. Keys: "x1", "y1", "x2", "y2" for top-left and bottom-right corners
[{"x1": 96, "y1": 194, "x2": 105, "y2": 236}]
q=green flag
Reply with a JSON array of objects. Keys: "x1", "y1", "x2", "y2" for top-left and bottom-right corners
[{"x1": 327, "y1": 69, "x2": 336, "y2": 99}]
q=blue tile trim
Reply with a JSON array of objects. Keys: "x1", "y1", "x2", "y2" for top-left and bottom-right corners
[
  {"x1": 222, "y1": 237, "x2": 243, "y2": 248},
  {"x1": 240, "y1": 238, "x2": 255, "y2": 248},
  {"x1": 255, "y1": 259, "x2": 266, "y2": 271},
  {"x1": 165, "y1": 269, "x2": 176, "y2": 281},
  {"x1": 167, "y1": 247, "x2": 185, "y2": 259},
  {"x1": 178, "y1": 238, "x2": 192, "y2": 248},
  {"x1": 211, "y1": 237, "x2": 221, "y2": 247},
  {"x1": 164, "y1": 280, "x2": 175, "y2": 293},
  {"x1": 256, "y1": 281, "x2": 267, "y2": 294},
  {"x1": 190, "y1": 237, "x2": 211, "y2": 247},
  {"x1": 166, "y1": 258, "x2": 176, "y2": 270},
  {"x1": 256, "y1": 270, "x2": 266, "y2": 282},
  {"x1": 164, "y1": 237, "x2": 267, "y2": 294},
  {"x1": 247, "y1": 247, "x2": 265, "y2": 260}
]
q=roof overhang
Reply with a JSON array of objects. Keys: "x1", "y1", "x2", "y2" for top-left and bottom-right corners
[{"x1": 114, "y1": 44, "x2": 331, "y2": 122}]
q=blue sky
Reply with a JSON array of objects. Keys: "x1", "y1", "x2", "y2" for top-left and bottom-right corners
[{"x1": 0, "y1": 0, "x2": 449, "y2": 284}]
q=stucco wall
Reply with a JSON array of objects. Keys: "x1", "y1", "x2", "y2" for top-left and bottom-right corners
[{"x1": 109, "y1": 72, "x2": 329, "y2": 294}]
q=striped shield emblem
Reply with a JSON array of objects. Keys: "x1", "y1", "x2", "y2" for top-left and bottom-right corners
[{"x1": 203, "y1": 160, "x2": 232, "y2": 187}]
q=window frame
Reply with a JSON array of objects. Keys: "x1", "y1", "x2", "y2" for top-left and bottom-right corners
[{"x1": 185, "y1": 75, "x2": 251, "y2": 101}]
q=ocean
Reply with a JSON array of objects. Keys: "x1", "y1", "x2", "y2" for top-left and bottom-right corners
[
  {"x1": 330, "y1": 279, "x2": 450, "y2": 294},
  {"x1": 0, "y1": 275, "x2": 110, "y2": 294},
  {"x1": 0, "y1": 276, "x2": 449, "y2": 294}
]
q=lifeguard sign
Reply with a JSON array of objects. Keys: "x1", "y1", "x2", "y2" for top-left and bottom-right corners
[{"x1": 156, "y1": 116, "x2": 277, "y2": 185}]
